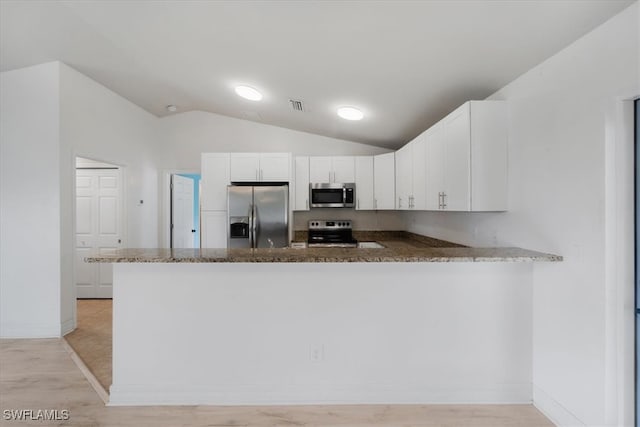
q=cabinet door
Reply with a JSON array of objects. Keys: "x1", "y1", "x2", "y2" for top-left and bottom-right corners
[
  {"x1": 309, "y1": 157, "x2": 332, "y2": 183},
  {"x1": 411, "y1": 136, "x2": 426, "y2": 210},
  {"x1": 425, "y1": 124, "x2": 444, "y2": 210},
  {"x1": 374, "y1": 152, "x2": 395, "y2": 210},
  {"x1": 201, "y1": 153, "x2": 230, "y2": 211},
  {"x1": 355, "y1": 156, "x2": 374, "y2": 210},
  {"x1": 259, "y1": 153, "x2": 290, "y2": 181},
  {"x1": 294, "y1": 156, "x2": 310, "y2": 211},
  {"x1": 201, "y1": 210, "x2": 227, "y2": 248},
  {"x1": 394, "y1": 145, "x2": 411, "y2": 210},
  {"x1": 332, "y1": 156, "x2": 355, "y2": 183},
  {"x1": 230, "y1": 153, "x2": 259, "y2": 181},
  {"x1": 443, "y1": 105, "x2": 471, "y2": 211}
]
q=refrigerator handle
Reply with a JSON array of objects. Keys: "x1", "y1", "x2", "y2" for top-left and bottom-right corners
[
  {"x1": 247, "y1": 204, "x2": 254, "y2": 248},
  {"x1": 251, "y1": 203, "x2": 258, "y2": 248}
]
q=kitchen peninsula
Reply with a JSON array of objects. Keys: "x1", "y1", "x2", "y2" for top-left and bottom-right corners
[{"x1": 89, "y1": 234, "x2": 560, "y2": 406}]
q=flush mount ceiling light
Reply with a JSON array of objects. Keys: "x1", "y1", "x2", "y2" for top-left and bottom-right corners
[
  {"x1": 166, "y1": 104, "x2": 177, "y2": 112},
  {"x1": 337, "y1": 106, "x2": 364, "y2": 121},
  {"x1": 235, "y1": 85, "x2": 263, "y2": 101}
]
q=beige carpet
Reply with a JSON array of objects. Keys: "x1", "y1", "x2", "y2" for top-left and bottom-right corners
[{"x1": 64, "y1": 299, "x2": 112, "y2": 392}]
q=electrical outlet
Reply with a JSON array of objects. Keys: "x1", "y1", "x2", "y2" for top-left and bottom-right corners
[{"x1": 309, "y1": 344, "x2": 324, "y2": 362}]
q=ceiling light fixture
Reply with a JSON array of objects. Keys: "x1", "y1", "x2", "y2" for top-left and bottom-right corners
[
  {"x1": 337, "y1": 106, "x2": 364, "y2": 121},
  {"x1": 235, "y1": 85, "x2": 263, "y2": 101},
  {"x1": 166, "y1": 104, "x2": 177, "y2": 112}
]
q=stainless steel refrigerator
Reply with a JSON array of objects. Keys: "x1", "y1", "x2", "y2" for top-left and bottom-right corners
[{"x1": 227, "y1": 184, "x2": 289, "y2": 248}]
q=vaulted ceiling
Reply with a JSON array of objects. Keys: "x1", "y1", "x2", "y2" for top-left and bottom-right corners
[{"x1": 1, "y1": 0, "x2": 634, "y2": 149}]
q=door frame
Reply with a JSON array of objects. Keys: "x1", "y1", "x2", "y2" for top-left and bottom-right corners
[
  {"x1": 160, "y1": 169, "x2": 199, "y2": 249},
  {"x1": 604, "y1": 94, "x2": 637, "y2": 425},
  {"x1": 71, "y1": 154, "x2": 127, "y2": 329}
]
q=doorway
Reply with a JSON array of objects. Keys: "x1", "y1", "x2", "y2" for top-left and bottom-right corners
[
  {"x1": 75, "y1": 157, "x2": 123, "y2": 299},
  {"x1": 171, "y1": 173, "x2": 200, "y2": 248}
]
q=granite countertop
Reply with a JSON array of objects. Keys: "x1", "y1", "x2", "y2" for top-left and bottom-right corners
[{"x1": 86, "y1": 232, "x2": 562, "y2": 263}]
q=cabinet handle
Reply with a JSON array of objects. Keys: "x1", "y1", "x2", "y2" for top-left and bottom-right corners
[
  {"x1": 256, "y1": 169, "x2": 258, "y2": 180},
  {"x1": 374, "y1": 198, "x2": 377, "y2": 209},
  {"x1": 306, "y1": 199, "x2": 309, "y2": 210},
  {"x1": 329, "y1": 172, "x2": 331, "y2": 182},
  {"x1": 443, "y1": 192, "x2": 447, "y2": 209},
  {"x1": 357, "y1": 198, "x2": 360, "y2": 209},
  {"x1": 398, "y1": 197, "x2": 402, "y2": 208}
]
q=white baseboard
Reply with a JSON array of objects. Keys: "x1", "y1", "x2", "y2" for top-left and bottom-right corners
[
  {"x1": 109, "y1": 383, "x2": 532, "y2": 406},
  {"x1": 61, "y1": 318, "x2": 75, "y2": 336},
  {"x1": 61, "y1": 339, "x2": 109, "y2": 405},
  {"x1": 0, "y1": 322, "x2": 60, "y2": 338},
  {"x1": 533, "y1": 385, "x2": 584, "y2": 427}
]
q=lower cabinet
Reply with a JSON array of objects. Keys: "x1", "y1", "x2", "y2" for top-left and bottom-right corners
[{"x1": 201, "y1": 210, "x2": 227, "y2": 248}]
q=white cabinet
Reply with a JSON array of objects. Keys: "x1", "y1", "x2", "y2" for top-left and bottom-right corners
[
  {"x1": 201, "y1": 153, "x2": 230, "y2": 211},
  {"x1": 394, "y1": 136, "x2": 426, "y2": 210},
  {"x1": 230, "y1": 153, "x2": 290, "y2": 182},
  {"x1": 411, "y1": 135, "x2": 426, "y2": 210},
  {"x1": 425, "y1": 123, "x2": 445, "y2": 210},
  {"x1": 425, "y1": 101, "x2": 507, "y2": 211},
  {"x1": 259, "y1": 153, "x2": 291, "y2": 181},
  {"x1": 373, "y1": 152, "x2": 395, "y2": 210},
  {"x1": 395, "y1": 145, "x2": 411, "y2": 210},
  {"x1": 293, "y1": 156, "x2": 310, "y2": 211},
  {"x1": 201, "y1": 210, "x2": 227, "y2": 248},
  {"x1": 308, "y1": 157, "x2": 332, "y2": 183},
  {"x1": 355, "y1": 156, "x2": 374, "y2": 210},
  {"x1": 332, "y1": 157, "x2": 356, "y2": 182},
  {"x1": 309, "y1": 156, "x2": 355, "y2": 183}
]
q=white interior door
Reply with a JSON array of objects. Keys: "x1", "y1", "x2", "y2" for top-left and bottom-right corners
[
  {"x1": 171, "y1": 174, "x2": 195, "y2": 248},
  {"x1": 75, "y1": 168, "x2": 122, "y2": 299}
]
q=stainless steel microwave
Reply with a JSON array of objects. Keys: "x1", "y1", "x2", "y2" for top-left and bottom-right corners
[{"x1": 309, "y1": 183, "x2": 355, "y2": 208}]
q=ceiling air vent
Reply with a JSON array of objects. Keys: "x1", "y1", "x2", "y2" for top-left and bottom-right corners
[{"x1": 289, "y1": 99, "x2": 305, "y2": 112}]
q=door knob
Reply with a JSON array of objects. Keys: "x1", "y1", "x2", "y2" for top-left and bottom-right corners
[{"x1": 191, "y1": 229, "x2": 196, "y2": 233}]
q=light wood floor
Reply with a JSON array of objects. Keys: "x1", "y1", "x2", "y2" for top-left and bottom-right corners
[{"x1": 0, "y1": 300, "x2": 556, "y2": 426}]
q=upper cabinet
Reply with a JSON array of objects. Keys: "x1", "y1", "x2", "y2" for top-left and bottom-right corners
[
  {"x1": 395, "y1": 136, "x2": 426, "y2": 210},
  {"x1": 424, "y1": 101, "x2": 507, "y2": 211},
  {"x1": 355, "y1": 156, "x2": 374, "y2": 210},
  {"x1": 230, "y1": 153, "x2": 290, "y2": 182},
  {"x1": 373, "y1": 152, "x2": 395, "y2": 210},
  {"x1": 259, "y1": 153, "x2": 291, "y2": 181},
  {"x1": 309, "y1": 156, "x2": 355, "y2": 183},
  {"x1": 293, "y1": 156, "x2": 310, "y2": 211},
  {"x1": 201, "y1": 153, "x2": 230, "y2": 211}
]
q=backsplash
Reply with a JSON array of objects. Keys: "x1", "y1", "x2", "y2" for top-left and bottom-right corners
[{"x1": 293, "y1": 209, "x2": 406, "y2": 231}]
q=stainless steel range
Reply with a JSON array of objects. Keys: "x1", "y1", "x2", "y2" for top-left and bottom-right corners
[{"x1": 307, "y1": 220, "x2": 358, "y2": 248}]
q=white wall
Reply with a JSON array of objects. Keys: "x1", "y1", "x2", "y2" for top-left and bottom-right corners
[
  {"x1": 157, "y1": 110, "x2": 390, "y2": 171},
  {"x1": 0, "y1": 62, "x2": 161, "y2": 337},
  {"x1": 59, "y1": 63, "x2": 161, "y2": 333},
  {"x1": 405, "y1": 4, "x2": 638, "y2": 426},
  {"x1": 110, "y1": 262, "x2": 533, "y2": 406},
  {"x1": 0, "y1": 63, "x2": 62, "y2": 337}
]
